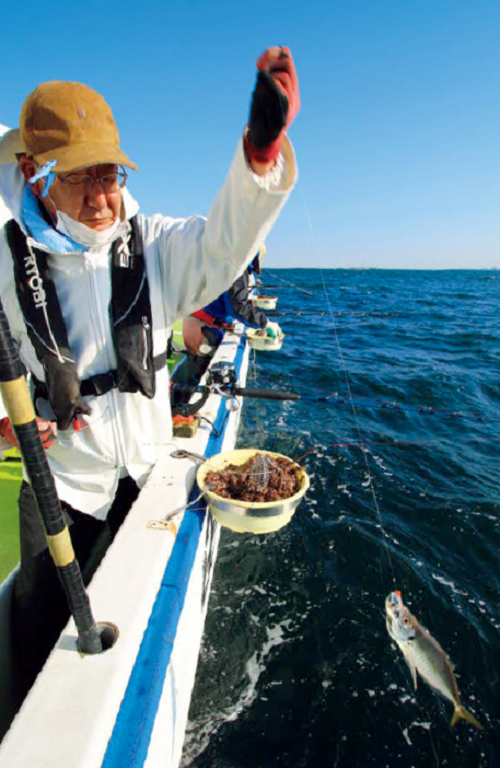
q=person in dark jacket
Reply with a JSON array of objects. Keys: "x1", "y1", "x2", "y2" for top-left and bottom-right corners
[{"x1": 183, "y1": 250, "x2": 282, "y2": 356}]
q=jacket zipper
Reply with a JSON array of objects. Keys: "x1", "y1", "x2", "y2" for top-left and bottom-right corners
[
  {"x1": 142, "y1": 316, "x2": 150, "y2": 371},
  {"x1": 85, "y1": 254, "x2": 126, "y2": 470}
]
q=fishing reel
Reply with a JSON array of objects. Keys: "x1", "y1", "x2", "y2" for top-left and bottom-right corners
[
  {"x1": 171, "y1": 361, "x2": 240, "y2": 418},
  {"x1": 207, "y1": 362, "x2": 240, "y2": 412},
  {"x1": 207, "y1": 361, "x2": 237, "y2": 390}
]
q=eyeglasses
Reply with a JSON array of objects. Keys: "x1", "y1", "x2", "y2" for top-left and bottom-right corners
[{"x1": 56, "y1": 168, "x2": 128, "y2": 194}]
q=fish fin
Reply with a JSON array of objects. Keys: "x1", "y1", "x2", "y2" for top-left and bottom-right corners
[{"x1": 451, "y1": 705, "x2": 484, "y2": 730}]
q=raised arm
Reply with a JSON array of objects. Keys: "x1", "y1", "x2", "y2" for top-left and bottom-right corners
[{"x1": 144, "y1": 47, "x2": 300, "y2": 325}]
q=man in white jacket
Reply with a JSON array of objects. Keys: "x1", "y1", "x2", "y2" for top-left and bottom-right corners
[{"x1": 0, "y1": 45, "x2": 299, "y2": 694}]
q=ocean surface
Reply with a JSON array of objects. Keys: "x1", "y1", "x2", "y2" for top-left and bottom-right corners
[{"x1": 181, "y1": 269, "x2": 500, "y2": 768}]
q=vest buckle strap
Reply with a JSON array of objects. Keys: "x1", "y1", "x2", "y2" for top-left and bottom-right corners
[
  {"x1": 33, "y1": 351, "x2": 167, "y2": 413},
  {"x1": 80, "y1": 371, "x2": 118, "y2": 397}
]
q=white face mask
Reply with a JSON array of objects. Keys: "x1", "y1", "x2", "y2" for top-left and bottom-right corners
[{"x1": 55, "y1": 209, "x2": 125, "y2": 248}]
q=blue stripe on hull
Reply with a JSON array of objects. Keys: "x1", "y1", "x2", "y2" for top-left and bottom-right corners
[{"x1": 101, "y1": 335, "x2": 246, "y2": 768}]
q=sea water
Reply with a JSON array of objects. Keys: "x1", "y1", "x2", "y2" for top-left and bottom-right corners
[{"x1": 182, "y1": 269, "x2": 500, "y2": 768}]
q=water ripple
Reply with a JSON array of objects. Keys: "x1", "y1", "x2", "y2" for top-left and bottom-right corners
[{"x1": 184, "y1": 269, "x2": 500, "y2": 768}]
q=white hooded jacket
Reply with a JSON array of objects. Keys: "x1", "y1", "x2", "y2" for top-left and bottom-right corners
[{"x1": 0, "y1": 138, "x2": 296, "y2": 518}]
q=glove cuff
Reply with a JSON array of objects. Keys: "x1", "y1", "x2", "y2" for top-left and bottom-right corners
[
  {"x1": 0, "y1": 417, "x2": 17, "y2": 448},
  {"x1": 244, "y1": 133, "x2": 283, "y2": 165}
]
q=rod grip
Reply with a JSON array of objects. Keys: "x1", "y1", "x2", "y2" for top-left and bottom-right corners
[
  {"x1": 0, "y1": 296, "x2": 103, "y2": 654},
  {"x1": 234, "y1": 387, "x2": 301, "y2": 401}
]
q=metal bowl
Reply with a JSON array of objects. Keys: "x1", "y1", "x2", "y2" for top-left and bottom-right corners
[{"x1": 197, "y1": 449, "x2": 310, "y2": 534}]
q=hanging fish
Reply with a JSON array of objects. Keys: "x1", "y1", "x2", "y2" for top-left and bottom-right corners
[{"x1": 385, "y1": 591, "x2": 483, "y2": 729}]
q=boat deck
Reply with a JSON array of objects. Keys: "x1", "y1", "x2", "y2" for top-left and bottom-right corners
[{"x1": 0, "y1": 454, "x2": 21, "y2": 583}]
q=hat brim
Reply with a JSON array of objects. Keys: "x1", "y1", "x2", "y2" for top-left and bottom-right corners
[{"x1": 34, "y1": 142, "x2": 138, "y2": 173}]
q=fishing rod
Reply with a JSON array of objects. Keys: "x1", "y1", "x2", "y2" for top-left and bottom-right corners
[
  {"x1": 264, "y1": 270, "x2": 313, "y2": 296},
  {"x1": 266, "y1": 310, "x2": 402, "y2": 318},
  {"x1": 0, "y1": 297, "x2": 114, "y2": 655},
  {"x1": 171, "y1": 363, "x2": 495, "y2": 425},
  {"x1": 242, "y1": 390, "x2": 495, "y2": 424},
  {"x1": 293, "y1": 435, "x2": 500, "y2": 464}
]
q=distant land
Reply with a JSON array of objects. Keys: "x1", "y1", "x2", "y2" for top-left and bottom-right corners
[{"x1": 267, "y1": 266, "x2": 499, "y2": 271}]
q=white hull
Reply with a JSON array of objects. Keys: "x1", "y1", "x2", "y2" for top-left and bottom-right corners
[{"x1": 0, "y1": 330, "x2": 249, "y2": 768}]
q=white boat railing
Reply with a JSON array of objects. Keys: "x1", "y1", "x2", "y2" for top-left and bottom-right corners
[{"x1": 0, "y1": 330, "x2": 249, "y2": 768}]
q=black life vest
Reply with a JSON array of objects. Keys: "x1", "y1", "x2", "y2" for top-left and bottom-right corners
[{"x1": 5, "y1": 216, "x2": 165, "y2": 430}]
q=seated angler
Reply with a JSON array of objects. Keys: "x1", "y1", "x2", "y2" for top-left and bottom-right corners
[{"x1": 183, "y1": 246, "x2": 282, "y2": 357}]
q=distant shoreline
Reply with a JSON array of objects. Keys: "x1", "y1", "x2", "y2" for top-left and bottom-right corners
[{"x1": 265, "y1": 266, "x2": 499, "y2": 271}]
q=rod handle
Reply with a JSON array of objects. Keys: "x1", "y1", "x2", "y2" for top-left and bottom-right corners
[{"x1": 234, "y1": 387, "x2": 301, "y2": 401}]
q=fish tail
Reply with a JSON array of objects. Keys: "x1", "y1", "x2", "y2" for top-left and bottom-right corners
[{"x1": 451, "y1": 705, "x2": 484, "y2": 730}]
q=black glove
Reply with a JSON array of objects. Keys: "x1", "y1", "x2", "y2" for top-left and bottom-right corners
[{"x1": 245, "y1": 46, "x2": 300, "y2": 164}]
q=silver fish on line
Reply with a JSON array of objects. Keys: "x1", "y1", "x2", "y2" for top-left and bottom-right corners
[{"x1": 385, "y1": 591, "x2": 483, "y2": 730}]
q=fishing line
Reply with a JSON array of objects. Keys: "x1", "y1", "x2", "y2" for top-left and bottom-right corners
[
  {"x1": 265, "y1": 269, "x2": 314, "y2": 295},
  {"x1": 295, "y1": 180, "x2": 420, "y2": 721},
  {"x1": 299, "y1": 182, "x2": 398, "y2": 585},
  {"x1": 298, "y1": 184, "x2": 447, "y2": 758},
  {"x1": 298, "y1": 189, "x2": 447, "y2": 759},
  {"x1": 248, "y1": 347, "x2": 258, "y2": 381},
  {"x1": 286, "y1": 389, "x2": 498, "y2": 426},
  {"x1": 267, "y1": 310, "x2": 402, "y2": 318},
  {"x1": 293, "y1": 435, "x2": 500, "y2": 464}
]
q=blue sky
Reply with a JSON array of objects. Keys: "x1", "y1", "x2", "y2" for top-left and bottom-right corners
[{"x1": 1, "y1": 0, "x2": 499, "y2": 268}]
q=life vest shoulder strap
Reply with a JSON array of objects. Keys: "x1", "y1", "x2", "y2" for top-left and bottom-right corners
[{"x1": 5, "y1": 215, "x2": 160, "y2": 429}]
